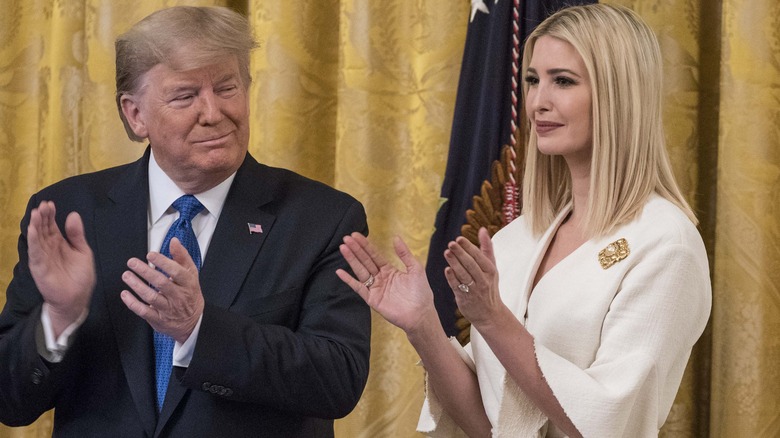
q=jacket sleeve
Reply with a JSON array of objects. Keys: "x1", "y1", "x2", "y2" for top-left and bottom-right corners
[
  {"x1": 0, "y1": 194, "x2": 81, "y2": 426},
  {"x1": 178, "y1": 199, "x2": 371, "y2": 419}
]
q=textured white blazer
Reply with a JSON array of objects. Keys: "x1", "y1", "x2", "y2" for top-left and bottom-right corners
[{"x1": 418, "y1": 194, "x2": 712, "y2": 437}]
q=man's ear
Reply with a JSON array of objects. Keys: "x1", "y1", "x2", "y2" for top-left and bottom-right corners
[{"x1": 120, "y1": 95, "x2": 148, "y2": 139}]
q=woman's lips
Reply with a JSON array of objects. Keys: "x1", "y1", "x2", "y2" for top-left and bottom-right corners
[{"x1": 535, "y1": 121, "x2": 563, "y2": 135}]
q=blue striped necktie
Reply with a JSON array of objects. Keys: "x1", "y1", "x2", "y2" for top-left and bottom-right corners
[{"x1": 154, "y1": 195, "x2": 204, "y2": 411}]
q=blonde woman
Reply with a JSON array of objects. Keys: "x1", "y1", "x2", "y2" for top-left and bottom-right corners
[{"x1": 337, "y1": 4, "x2": 711, "y2": 437}]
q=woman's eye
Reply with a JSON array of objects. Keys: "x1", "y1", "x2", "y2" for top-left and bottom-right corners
[
  {"x1": 524, "y1": 75, "x2": 539, "y2": 86},
  {"x1": 554, "y1": 76, "x2": 577, "y2": 86}
]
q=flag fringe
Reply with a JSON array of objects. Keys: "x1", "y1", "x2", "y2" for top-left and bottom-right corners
[{"x1": 456, "y1": 128, "x2": 525, "y2": 345}]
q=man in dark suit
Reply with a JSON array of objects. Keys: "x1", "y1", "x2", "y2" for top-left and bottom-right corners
[{"x1": 0, "y1": 6, "x2": 370, "y2": 437}]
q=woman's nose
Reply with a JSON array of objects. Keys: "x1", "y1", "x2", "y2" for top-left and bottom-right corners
[{"x1": 527, "y1": 86, "x2": 551, "y2": 114}]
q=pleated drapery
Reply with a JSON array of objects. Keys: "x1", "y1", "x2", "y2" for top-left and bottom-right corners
[{"x1": 1, "y1": 0, "x2": 778, "y2": 436}]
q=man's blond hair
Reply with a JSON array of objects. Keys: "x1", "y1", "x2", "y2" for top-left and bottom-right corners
[{"x1": 115, "y1": 6, "x2": 258, "y2": 141}]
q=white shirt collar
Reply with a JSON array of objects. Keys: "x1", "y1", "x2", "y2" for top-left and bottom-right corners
[{"x1": 148, "y1": 150, "x2": 236, "y2": 224}]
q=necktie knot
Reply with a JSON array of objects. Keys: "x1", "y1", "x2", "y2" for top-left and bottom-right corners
[
  {"x1": 161, "y1": 194, "x2": 205, "y2": 270},
  {"x1": 172, "y1": 195, "x2": 204, "y2": 222}
]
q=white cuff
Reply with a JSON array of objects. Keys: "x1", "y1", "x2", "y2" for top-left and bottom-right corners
[
  {"x1": 39, "y1": 303, "x2": 88, "y2": 363},
  {"x1": 173, "y1": 314, "x2": 202, "y2": 367}
]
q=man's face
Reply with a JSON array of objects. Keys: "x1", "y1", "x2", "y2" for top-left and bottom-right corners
[{"x1": 121, "y1": 56, "x2": 249, "y2": 193}]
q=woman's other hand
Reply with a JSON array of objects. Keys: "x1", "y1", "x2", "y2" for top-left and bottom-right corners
[{"x1": 444, "y1": 227, "x2": 504, "y2": 327}]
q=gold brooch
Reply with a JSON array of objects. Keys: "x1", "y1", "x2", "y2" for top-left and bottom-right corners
[{"x1": 598, "y1": 238, "x2": 630, "y2": 269}]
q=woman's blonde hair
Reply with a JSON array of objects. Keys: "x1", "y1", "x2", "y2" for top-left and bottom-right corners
[
  {"x1": 521, "y1": 4, "x2": 696, "y2": 236},
  {"x1": 115, "y1": 6, "x2": 258, "y2": 142}
]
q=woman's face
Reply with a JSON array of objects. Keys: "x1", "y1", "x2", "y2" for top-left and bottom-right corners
[{"x1": 525, "y1": 36, "x2": 593, "y2": 172}]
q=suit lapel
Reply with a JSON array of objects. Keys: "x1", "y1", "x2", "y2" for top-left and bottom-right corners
[
  {"x1": 199, "y1": 154, "x2": 276, "y2": 308},
  {"x1": 95, "y1": 150, "x2": 157, "y2": 437}
]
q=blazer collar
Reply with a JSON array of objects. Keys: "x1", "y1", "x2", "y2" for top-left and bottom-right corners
[
  {"x1": 519, "y1": 203, "x2": 574, "y2": 321},
  {"x1": 198, "y1": 153, "x2": 276, "y2": 308}
]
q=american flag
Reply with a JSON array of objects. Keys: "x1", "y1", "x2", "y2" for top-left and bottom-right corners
[{"x1": 247, "y1": 223, "x2": 263, "y2": 234}]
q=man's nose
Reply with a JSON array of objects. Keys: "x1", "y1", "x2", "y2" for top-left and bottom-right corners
[{"x1": 198, "y1": 91, "x2": 224, "y2": 125}]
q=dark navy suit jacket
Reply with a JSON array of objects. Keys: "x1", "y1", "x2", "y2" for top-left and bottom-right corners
[{"x1": 0, "y1": 149, "x2": 371, "y2": 437}]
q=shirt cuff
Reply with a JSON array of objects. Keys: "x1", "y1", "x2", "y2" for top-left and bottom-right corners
[
  {"x1": 38, "y1": 303, "x2": 88, "y2": 363},
  {"x1": 173, "y1": 314, "x2": 202, "y2": 368}
]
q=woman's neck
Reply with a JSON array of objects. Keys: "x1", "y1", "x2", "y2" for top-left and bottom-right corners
[{"x1": 568, "y1": 168, "x2": 590, "y2": 226}]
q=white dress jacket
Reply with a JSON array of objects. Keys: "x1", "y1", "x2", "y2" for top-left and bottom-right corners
[{"x1": 418, "y1": 194, "x2": 712, "y2": 437}]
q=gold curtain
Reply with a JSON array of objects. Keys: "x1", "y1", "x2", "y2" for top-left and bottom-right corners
[
  {"x1": 247, "y1": 1, "x2": 468, "y2": 436},
  {"x1": 1, "y1": 1, "x2": 778, "y2": 438}
]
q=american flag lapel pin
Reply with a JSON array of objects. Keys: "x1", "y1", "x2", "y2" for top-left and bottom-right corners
[{"x1": 248, "y1": 223, "x2": 263, "y2": 234}]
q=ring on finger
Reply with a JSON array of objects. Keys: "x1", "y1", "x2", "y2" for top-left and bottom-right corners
[
  {"x1": 363, "y1": 274, "x2": 375, "y2": 289},
  {"x1": 457, "y1": 280, "x2": 475, "y2": 293}
]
